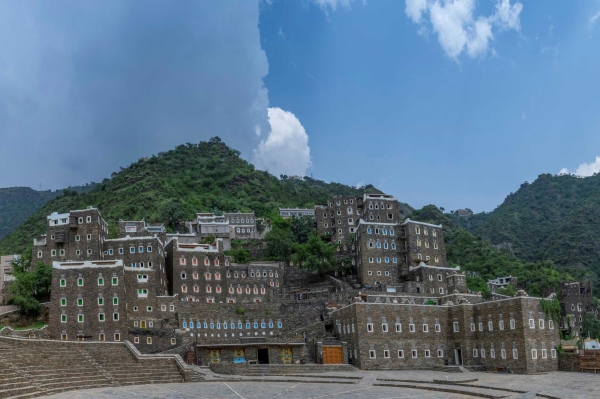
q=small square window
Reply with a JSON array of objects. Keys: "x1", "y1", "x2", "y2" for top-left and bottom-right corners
[
  {"x1": 98, "y1": 278, "x2": 104, "y2": 286},
  {"x1": 398, "y1": 350, "x2": 404, "y2": 358},
  {"x1": 98, "y1": 298, "x2": 104, "y2": 306},
  {"x1": 383, "y1": 350, "x2": 390, "y2": 358},
  {"x1": 60, "y1": 279, "x2": 66, "y2": 287},
  {"x1": 411, "y1": 350, "x2": 417, "y2": 358},
  {"x1": 113, "y1": 297, "x2": 119, "y2": 305},
  {"x1": 61, "y1": 314, "x2": 67, "y2": 323},
  {"x1": 112, "y1": 277, "x2": 118, "y2": 286},
  {"x1": 369, "y1": 350, "x2": 376, "y2": 359},
  {"x1": 77, "y1": 278, "x2": 83, "y2": 287},
  {"x1": 78, "y1": 314, "x2": 84, "y2": 323},
  {"x1": 77, "y1": 298, "x2": 83, "y2": 306},
  {"x1": 60, "y1": 298, "x2": 66, "y2": 306}
]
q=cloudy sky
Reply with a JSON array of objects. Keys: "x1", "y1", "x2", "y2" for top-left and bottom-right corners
[{"x1": 1, "y1": 1, "x2": 600, "y2": 212}]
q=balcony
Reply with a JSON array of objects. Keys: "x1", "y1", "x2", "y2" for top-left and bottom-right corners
[{"x1": 33, "y1": 238, "x2": 47, "y2": 246}]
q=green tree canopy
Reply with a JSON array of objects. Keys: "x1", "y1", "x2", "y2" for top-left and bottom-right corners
[{"x1": 5, "y1": 251, "x2": 52, "y2": 317}]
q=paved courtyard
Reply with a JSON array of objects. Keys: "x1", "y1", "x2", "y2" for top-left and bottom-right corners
[{"x1": 44, "y1": 369, "x2": 599, "y2": 399}]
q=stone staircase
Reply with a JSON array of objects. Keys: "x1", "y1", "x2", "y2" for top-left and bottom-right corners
[{"x1": 0, "y1": 336, "x2": 188, "y2": 398}]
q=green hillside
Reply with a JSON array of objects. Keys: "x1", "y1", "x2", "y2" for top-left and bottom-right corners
[
  {"x1": 449, "y1": 173, "x2": 600, "y2": 289},
  {"x1": 0, "y1": 137, "x2": 409, "y2": 255},
  {"x1": 408, "y1": 205, "x2": 573, "y2": 296},
  {"x1": 0, "y1": 185, "x2": 95, "y2": 242}
]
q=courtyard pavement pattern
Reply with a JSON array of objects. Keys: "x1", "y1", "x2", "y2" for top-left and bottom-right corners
[{"x1": 44, "y1": 369, "x2": 598, "y2": 399}]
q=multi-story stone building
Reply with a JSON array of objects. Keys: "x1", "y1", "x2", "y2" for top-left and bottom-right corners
[
  {"x1": 559, "y1": 281, "x2": 599, "y2": 337},
  {"x1": 400, "y1": 219, "x2": 447, "y2": 276},
  {"x1": 0, "y1": 254, "x2": 17, "y2": 305},
  {"x1": 333, "y1": 291, "x2": 560, "y2": 374},
  {"x1": 355, "y1": 221, "x2": 400, "y2": 288}
]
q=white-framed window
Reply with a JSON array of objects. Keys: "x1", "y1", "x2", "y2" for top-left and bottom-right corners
[
  {"x1": 529, "y1": 319, "x2": 535, "y2": 329},
  {"x1": 490, "y1": 349, "x2": 495, "y2": 358},
  {"x1": 531, "y1": 349, "x2": 537, "y2": 359},
  {"x1": 87, "y1": 234, "x2": 92, "y2": 240},
  {"x1": 551, "y1": 349, "x2": 557, "y2": 358},
  {"x1": 369, "y1": 350, "x2": 376, "y2": 359},
  {"x1": 453, "y1": 322, "x2": 459, "y2": 332},
  {"x1": 470, "y1": 323, "x2": 476, "y2": 332},
  {"x1": 75, "y1": 235, "x2": 80, "y2": 241},
  {"x1": 488, "y1": 321, "x2": 493, "y2": 331},
  {"x1": 512, "y1": 349, "x2": 518, "y2": 359},
  {"x1": 383, "y1": 350, "x2": 390, "y2": 358},
  {"x1": 542, "y1": 349, "x2": 547, "y2": 359},
  {"x1": 539, "y1": 319, "x2": 545, "y2": 329},
  {"x1": 499, "y1": 320, "x2": 504, "y2": 330},
  {"x1": 411, "y1": 350, "x2": 417, "y2": 358},
  {"x1": 510, "y1": 319, "x2": 515, "y2": 329},
  {"x1": 435, "y1": 324, "x2": 441, "y2": 332},
  {"x1": 478, "y1": 322, "x2": 483, "y2": 331},
  {"x1": 423, "y1": 324, "x2": 429, "y2": 332},
  {"x1": 382, "y1": 323, "x2": 388, "y2": 332},
  {"x1": 78, "y1": 314, "x2": 84, "y2": 323},
  {"x1": 438, "y1": 350, "x2": 444, "y2": 357},
  {"x1": 395, "y1": 323, "x2": 402, "y2": 332},
  {"x1": 473, "y1": 349, "x2": 478, "y2": 358},
  {"x1": 367, "y1": 323, "x2": 373, "y2": 332},
  {"x1": 424, "y1": 350, "x2": 431, "y2": 357},
  {"x1": 61, "y1": 314, "x2": 67, "y2": 323},
  {"x1": 481, "y1": 349, "x2": 486, "y2": 358},
  {"x1": 409, "y1": 324, "x2": 415, "y2": 332},
  {"x1": 501, "y1": 349, "x2": 506, "y2": 359},
  {"x1": 549, "y1": 319, "x2": 554, "y2": 329},
  {"x1": 398, "y1": 350, "x2": 404, "y2": 358}
]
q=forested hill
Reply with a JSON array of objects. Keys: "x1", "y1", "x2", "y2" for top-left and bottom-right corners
[
  {"x1": 449, "y1": 172, "x2": 600, "y2": 287},
  {"x1": 407, "y1": 205, "x2": 573, "y2": 296},
  {"x1": 0, "y1": 185, "x2": 95, "y2": 242},
  {"x1": 0, "y1": 137, "x2": 411, "y2": 255}
]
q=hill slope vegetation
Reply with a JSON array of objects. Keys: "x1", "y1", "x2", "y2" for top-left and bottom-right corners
[
  {"x1": 0, "y1": 138, "x2": 412, "y2": 255},
  {"x1": 450, "y1": 173, "x2": 600, "y2": 288},
  {"x1": 409, "y1": 205, "x2": 573, "y2": 296}
]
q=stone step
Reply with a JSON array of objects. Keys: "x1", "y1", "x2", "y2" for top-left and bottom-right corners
[
  {"x1": 35, "y1": 375, "x2": 112, "y2": 387},
  {"x1": 0, "y1": 386, "x2": 39, "y2": 399},
  {"x1": 37, "y1": 382, "x2": 114, "y2": 397}
]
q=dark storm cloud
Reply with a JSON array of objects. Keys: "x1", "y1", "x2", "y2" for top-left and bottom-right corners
[{"x1": 0, "y1": 1, "x2": 269, "y2": 189}]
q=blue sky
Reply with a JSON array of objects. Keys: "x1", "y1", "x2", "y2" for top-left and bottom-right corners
[{"x1": 1, "y1": 1, "x2": 599, "y2": 212}]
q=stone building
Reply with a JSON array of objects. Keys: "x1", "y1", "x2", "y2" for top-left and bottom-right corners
[
  {"x1": 487, "y1": 276, "x2": 518, "y2": 294},
  {"x1": 165, "y1": 237, "x2": 282, "y2": 304},
  {"x1": 0, "y1": 254, "x2": 17, "y2": 305},
  {"x1": 355, "y1": 221, "x2": 400, "y2": 288},
  {"x1": 315, "y1": 195, "x2": 362, "y2": 245},
  {"x1": 332, "y1": 291, "x2": 559, "y2": 374},
  {"x1": 400, "y1": 219, "x2": 447, "y2": 277},
  {"x1": 559, "y1": 281, "x2": 599, "y2": 337},
  {"x1": 279, "y1": 208, "x2": 315, "y2": 219}
]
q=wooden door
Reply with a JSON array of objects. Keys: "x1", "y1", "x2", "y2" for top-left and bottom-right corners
[{"x1": 323, "y1": 346, "x2": 343, "y2": 364}]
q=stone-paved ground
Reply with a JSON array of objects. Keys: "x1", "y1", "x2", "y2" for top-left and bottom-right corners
[{"x1": 43, "y1": 370, "x2": 598, "y2": 399}]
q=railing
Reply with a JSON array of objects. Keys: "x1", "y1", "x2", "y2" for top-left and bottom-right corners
[{"x1": 33, "y1": 238, "x2": 47, "y2": 246}]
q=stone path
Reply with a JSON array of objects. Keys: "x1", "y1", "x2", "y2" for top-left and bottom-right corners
[{"x1": 43, "y1": 369, "x2": 599, "y2": 399}]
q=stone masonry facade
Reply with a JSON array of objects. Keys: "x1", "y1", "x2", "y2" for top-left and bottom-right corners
[{"x1": 35, "y1": 191, "x2": 559, "y2": 373}]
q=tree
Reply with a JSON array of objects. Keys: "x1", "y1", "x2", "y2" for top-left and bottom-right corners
[
  {"x1": 264, "y1": 225, "x2": 294, "y2": 263},
  {"x1": 5, "y1": 251, "x2": 51, "y2": 317},
  {"x1": 292, "y1": 232, "x2": 336, "y2": 273},
  {"x1": 226, "y1": 248, "x2": 250, "y2": 264},
  {"x1": 290, "y1": 215, "x2": 315, "y2": 244},
  {"x1": 582, "y1": 313, "x2": 600, "y2": 340},
  {"x1": 497, "y1": 283, "x2": 517, "y2": 297},
  {"x1": 158, "y1": 201, "x2": 189, "y2": 232},
  {"x1": 200, "y1": 235, "x2": 216, "y2": 244}
]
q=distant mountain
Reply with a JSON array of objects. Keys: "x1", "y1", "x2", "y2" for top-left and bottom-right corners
[
  {"x1": 450, "y1": 173, "x2": 600, "y2": 289},
  {"x1": 0, "y1": 138, "x2": 411, "y2": 255},
  {"x1": 407, "y1": 205, "x2": 572, "y2": 296},
  {"x1": 0, "y1": 185, "x2": 95, "y2": 242}
]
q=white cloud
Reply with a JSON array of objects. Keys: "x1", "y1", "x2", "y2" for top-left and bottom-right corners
[
  {"x1": 493, "y1": 0, "x2": 523, "y2": 31},
  {"x1": 253, "y1": 107, "x2": 312, "y2": 177},
  {"x1": 405, "y1": 0, "x2": 523, "y2": 59},
  {"x1": 560, "y1": 156, "x2": 600, "y2": 177},
  {"x1": 590, "y1": 10, "x2": 600, "y2": 26},
  {"x1": 355, "y1": 180, "x2": 365, "y2": 189},
  {"x1": 313, "y1": 0, "x2": 354, "y2": 12}
]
